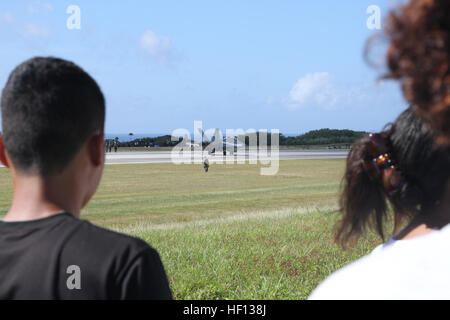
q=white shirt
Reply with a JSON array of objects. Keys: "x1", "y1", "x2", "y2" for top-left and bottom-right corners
[{"x1": 309, "y1": 223, "x2": 450, "y2": 300}]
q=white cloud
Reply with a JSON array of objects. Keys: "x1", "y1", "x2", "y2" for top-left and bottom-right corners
[
  {"x1": 285, "y1": 72, "x2": 405, "y2": 112},
  {"x1": 287, "y1": 72, "x2": 339, "y2": 110},
  {"x1": 23, "y1": 22, "x2": 50, "y2": 37},
  {"x1": 1, "y1": 12, "x2": 14, "y2": 23},
  {"x1": 0, "y1": 11, "x2": 50, "y2": 38},
  {"x1": 27, "y1": 1, "x2": 54, "y2": 14},
  {"x1": 139, "y1": 30, "x2": 173, "y2": 64}
]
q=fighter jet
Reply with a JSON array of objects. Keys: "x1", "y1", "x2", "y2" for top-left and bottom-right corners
[
  {"x1": 179, "y1": 134, "x2": 201, "y2": 151},
  {"x1": 197, "y1": 128, "x2": 244, "y2": 155}
]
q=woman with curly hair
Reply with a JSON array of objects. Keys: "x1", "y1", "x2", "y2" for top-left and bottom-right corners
[
  {"x1": 384, "y1": 0, "x2": 450, "y2": 145},
  {"x1": 310, "y1": 0, "x2": 450, "y2": 299}
]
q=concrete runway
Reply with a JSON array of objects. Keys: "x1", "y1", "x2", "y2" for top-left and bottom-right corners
[
  {"x1": 105, "y1": 149, "x2": 349, "y2": 165},
  {"x1": 0, "y1": 149, "x2": 348, "y2": 167}
]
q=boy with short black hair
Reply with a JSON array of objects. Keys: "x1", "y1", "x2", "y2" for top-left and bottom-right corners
[{"x1": 0, "y1": 57, "x2": 172, "y2": 299}]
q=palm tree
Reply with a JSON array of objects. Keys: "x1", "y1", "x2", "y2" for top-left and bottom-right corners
[{"x1": 128, "y1": 133, "x2": 134, "y2": 151}]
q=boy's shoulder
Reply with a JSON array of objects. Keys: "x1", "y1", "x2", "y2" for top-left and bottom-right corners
[
  {"x1": 58, "y1": 214, "x2": 157, "y2": 265},
  {"x1": 74, "y1": 217, "x2": 152, "y2": 251},
  {"x1": 0, "y1": 212, "x2": 169, "y2": 299}
]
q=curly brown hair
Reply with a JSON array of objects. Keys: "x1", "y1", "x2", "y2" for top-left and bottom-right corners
[{"x1": 383, "y1": 0, "x2": 450, "y2": 145}]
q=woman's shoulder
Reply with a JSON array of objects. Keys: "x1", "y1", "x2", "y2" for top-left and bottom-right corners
[
  {"x1": 309, "y1": 226, "x2": 450, "y2": 299},
  {"x1": 308, "y1": 244, "x2": 385, "y2": 299}
]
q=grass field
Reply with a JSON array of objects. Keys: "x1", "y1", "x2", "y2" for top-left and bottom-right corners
[{"x1": 0, "y1": 159, "x2": 383, "y2": 299}]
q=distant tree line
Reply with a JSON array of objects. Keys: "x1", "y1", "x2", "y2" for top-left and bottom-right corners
[
  {"x1": 278, "y1": 128, "x2": 368, "y2": 146},
  {"x1": 110, "y1": 135, "x2": 179, "y2": 148},
  {"x1": 108, "y1": 129, "x2": 368, "y2": 148},
  {"x1": 239, "y1": 128, "x2": 368, "y2": 147}
]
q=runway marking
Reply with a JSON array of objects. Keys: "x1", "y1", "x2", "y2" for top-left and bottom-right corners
[
  {"x1": 0, "y1": 150, "x2": 348, "y2": 167},
  {"x1": 109, "y1": 205, "x2": 338, "y2": 233}
]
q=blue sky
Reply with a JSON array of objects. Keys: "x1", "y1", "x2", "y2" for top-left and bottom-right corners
[{"x1": 0, "y1": 0, "x2": 407, "y2": 135}]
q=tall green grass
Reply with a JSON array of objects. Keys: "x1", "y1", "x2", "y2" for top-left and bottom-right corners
[
  {"x1": 0, "y1": 159, "x2": 383, "y2": 299},
  {"x1": 111, "y1": 207, "x2": 382, "y2": 299}
]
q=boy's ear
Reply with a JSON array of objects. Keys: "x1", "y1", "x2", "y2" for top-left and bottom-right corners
[
  {"x1": 0, "y1": 136, "x2": 10, "y2": 168},
  {"x1": 88, "y1": 133, "x2": 105, "y2": 167}
]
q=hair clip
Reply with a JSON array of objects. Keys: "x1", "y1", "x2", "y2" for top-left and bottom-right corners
[{"x1": 363, "y1": 133, "x2": 405, "y2": 196}]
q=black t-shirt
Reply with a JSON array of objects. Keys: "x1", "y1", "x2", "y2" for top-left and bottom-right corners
[{"x1": 0, "y1": 212, "x2": 172, "y2": 300}]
